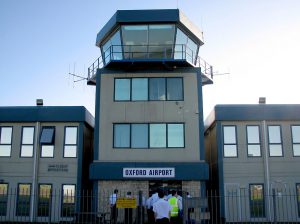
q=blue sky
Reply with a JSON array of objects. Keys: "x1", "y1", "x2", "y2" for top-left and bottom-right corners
[{"x1": 1, "y1": 0, "x2": 300, "y2": 118}]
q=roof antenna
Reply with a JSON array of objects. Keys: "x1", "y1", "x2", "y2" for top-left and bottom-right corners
[
  {"x1": 68, "y1": 62, "x2": 88, "y2": 84},
  {"x1": 176, "y1": 0, "x2": 179, "y2": 8}
]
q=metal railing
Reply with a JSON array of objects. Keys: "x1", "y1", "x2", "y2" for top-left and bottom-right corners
[
  {"x1": 3, "y1": 187, "x2": 297, "y2": 223},
  {"x1": 87, "y1": 44, "x2": 213, "y2": 81}
]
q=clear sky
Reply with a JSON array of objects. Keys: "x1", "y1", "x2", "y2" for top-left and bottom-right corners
[{"x1": 1, "y1": 0, "x2": 300, "y2": 118}]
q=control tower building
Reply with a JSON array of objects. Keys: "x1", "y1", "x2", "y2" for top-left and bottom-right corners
[{"x1": 88, "y1": 9, "x2": 213, "y2": 200}]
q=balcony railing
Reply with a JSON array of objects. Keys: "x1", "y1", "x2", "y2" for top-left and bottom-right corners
[{"x1": 88, "y1": 44, "x2": 213, "y2": 81}]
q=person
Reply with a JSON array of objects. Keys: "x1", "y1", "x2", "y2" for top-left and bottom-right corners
[
  {"x1": 152, "y1": 190, "x2": 172, "y2": 224},
  {"x1": 147, "y1": 190, "x2": 159, "y2": 224},
  {"x1": 109, "y1": 189, "x2": 118, "y2": 224},
  {"x1": 125, "y1": 191, "x2": 133, "y2": 224},
  {"x1": 168, "y1": 190, "x2": 180, "y2": 224}
]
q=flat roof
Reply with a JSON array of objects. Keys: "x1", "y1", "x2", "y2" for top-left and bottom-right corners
[
  {"x1": 0, "y1": 106, "x2": 94, "y2": 128},
  {"x1": 96, "y1": 9, "x2": 204, "y2": 47},
  {"x1": 205, "y1": 104, "x2": 300, "y2": 129}
]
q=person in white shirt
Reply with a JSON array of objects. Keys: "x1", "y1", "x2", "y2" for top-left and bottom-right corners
[
  {"x1": 153, "y1": 190, "x2": 172, "y2": 224},
  {"x1": 109, "y1": 189, "x2": 118, "y2": 224}
]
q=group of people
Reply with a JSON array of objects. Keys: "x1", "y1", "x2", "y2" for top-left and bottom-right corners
[
  {"x1": 109, "y1": 189, "x2": 187, "y2": 224},
  {"x1": 147, "y1": 189, "x2": 183, "y2": 224}
]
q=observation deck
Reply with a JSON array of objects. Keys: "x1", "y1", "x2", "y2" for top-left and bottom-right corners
[{"x1": 87, "y1": 9, "x2": 213, "y2": 85}]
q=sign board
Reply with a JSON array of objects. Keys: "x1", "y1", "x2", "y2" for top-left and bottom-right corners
[
  {"x1": 116, "y1": 197, "x2": 137, "y2": 208},
  {"x1": 123, "y1": 168, "x2": 175, "y2": 178},
  {"x1": 48, "y1": 164, "x2": 68, "y2": 172}
]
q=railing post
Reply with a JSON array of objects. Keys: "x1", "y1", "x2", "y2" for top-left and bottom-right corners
[
  {"x1": 137, "y1": 191, "x2": 143, "y2": 224},
  {"x1": 272, "y1": 189, "x2": 277, "y2": 224}
]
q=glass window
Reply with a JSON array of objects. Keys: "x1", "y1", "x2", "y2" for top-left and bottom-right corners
[
  {"x1": 148, "y1": 25, "x2": 175, "y2": 58},
  {"x1": 122, "y1": 25, "x2": 148, "y2": 59},
  {"x1": 223, "y1": 126, "x2": 237, "y2": 157},
  {"x1": 40, "y1": 127, "x2": 55, "y2": 144},
  {"x1": 65, "y1": 127, "x2": 77, "y2": 144},
  {"x1": 292, "y1": 126, "x2": 300, "y2": 156},
  {"x1": 131, "y1": 124, "x2": 148, "y2": 148},
  {"x1": 186, "y1": 37, "x2": 198, "y2": 64},
  {"x1": 21, "y1": 127, "x2": 34, "y2": 157},
  {"x1": 167, "y1": 78, "x2": 183, "y2": 100},
  {"x1": 247, "y1": 126, "x2": 261, "y2": 157},
  {"x1": 175, "y1": 28, "x2": 188, "y2": 60},
  {"x1": 115, "y1": 78, "x2": 130, "y2": 101},
  {"x1": 149, "y1": 78, "x2": 166, "y2": 101},
  {"x1": 249, "y1": 184, "x2": 265, "y2": 218},
  {"x1": 0, "y1": 184, "x2": 8, "y2": 216},
  {"x1": 114, "y1": 124, "x2": 130, "y2": 148},
  {"x1": 41, "y1": 145, "x2": 54, "y2": 158},
  {"x1": 268, "y1": 126, "x2": 283, "y2": 156},
  {"x1": 110, "y1": 30, "x2": 122, "y2": 60},
  {"x1": 64, "y1": 127, "x2": 78, "y2": 158},
  {"x1": 16, "y1": 184, "x2": 31, "y2": 216},
  {"x1": 38, "y1": 184, "x2": 52, "y2": 217},
  {"x1": 168, "y1": 124, "x2": 184, "y2": 147},
  {"x1": 40, "y1": 127, "x2": 55, "y2": 157},
  {"x1": 0, "y1": 127, "x2": 12, "y2": 157},
  {"x1": 62, "y1": 185, "x2": 75, "y2": 217},
  {"x1": 102, "y1": 30, "x2": 122, "y2": 64},
  {"x1": 150, "y1": 124, "x2": 166, "y2": 148},
  {"x1": 132, "y1": 78, "x2": 148, "y2": 101}
]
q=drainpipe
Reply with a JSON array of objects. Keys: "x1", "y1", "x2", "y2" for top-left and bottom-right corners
[
  {"x1": 262, "y1": 120, "x2": 271, "y2": 221},
  {"x1": 30, "y1": 121, "x2": 40, "y2": 222}
]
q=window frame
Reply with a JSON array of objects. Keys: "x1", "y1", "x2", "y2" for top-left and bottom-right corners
[
  {"x1": 40, "y1": 126, "x2": 55, "y2": 158},
  {"x1": 61, "y1": 184, "x2": 76, "y2": 217},
  {"x1": 267, "y1": 125, "x2": 283, "y2": 157},
  {"x1": 0, "y1": 183, "x2": 9, "y2": 216},
  {"x1": 222, "y1": 125, "x2": 238, "y2": 158},
  {"x1": 20, "y1": 126, "x2": 35, "y2": 158},
  {"x1": 113, "y1": 123, "x2": 185, "y2": 149},
  {"x1": 114, "y1": 77, "x2": 183, "y2": 102},
  {"x1": 291, "y1": 125, "x2": 300, "y2": 157},
  {"x1": 0, "y1": 126, "x2": 13, "y2": 157},
  {"x1": 16, "y1": 183, "x2": 31, "y2": 217},
  {"x1": 63, "y1": 126, "x2": 78, "y2": 158},
  {"x1": 246, "y1": 125, "x2": 262, "y2": 157},
  {"x1": 249, "y1": 183, "x2": 265, "y2": 218},
  {"x1": 37, "y1": 183, "x2": 52, "y2": 217}
]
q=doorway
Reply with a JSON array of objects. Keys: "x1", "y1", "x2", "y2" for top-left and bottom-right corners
[{"x1": 149, "y1": 180, "x2": 182, "y2": 196}]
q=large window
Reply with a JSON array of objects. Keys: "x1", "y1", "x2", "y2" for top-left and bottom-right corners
[
  {"x1": 64, "y1": 127, "x2": 78, "y2": 158},
  {"x1": 16, "y1": 184, "x2": 31, "y2": 216},
  {"x1": 40, "y1": 127, "x2": 55, "y2": 158},
  {"x1": 38, "y1": 184, "x2": 52, "y2": 217},
  {"x1": 223, "y1": 126, "x2": 237, "y2": 157},
  {"x1": 102, "y1": 30, "x2": 122, "y2": 64},
  {"x1": 0, "y1": 184, "x2": 8, "y2": 216},
  {"x1": 100, "y1": 25, "x2": 199, "y2": 65},
  {"x1": 0, "y1": 127, "x2": 12, "y2": 157},
  {"x1": 114, "y1": 123, "x2": 184, "y2": 148},
  {"x1": 20, "y1": 127, "x2": 35, "y2": 157},
  {"x1": 247, "y1": 126, "x2": 261, "y2": 157},
  {"x1": 114, "y1": 77, "x2": 183, "y2": 101},
  {"x1": 292, "y1": 126, "x2": 300, "y2": 156},
  {"x1": 62, "y1": 185, "x2": 75, "y2": 217},
  {"x1": 268, "y1": 125, "x2": 283, "y2": 157},
  {"x1": 175, "y1": 28, "x2": 198, "y2": 64},
  {"x1": 249, "y1": 184, "x2": 265, "y2": 218}
]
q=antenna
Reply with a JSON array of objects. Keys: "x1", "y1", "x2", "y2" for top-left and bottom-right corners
[{"x1": 68, "y1": 63, "x2": 88, "y2": 83}]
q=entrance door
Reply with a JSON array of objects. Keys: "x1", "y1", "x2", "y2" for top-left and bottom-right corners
[{"x1": 149, "y1": 180, "x2": 182, "y2": 197}]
